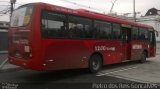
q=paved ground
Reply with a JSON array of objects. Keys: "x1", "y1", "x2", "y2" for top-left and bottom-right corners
[
  {"x1": 0, "y1": 69, "x2": 134, "y2": 83},
  {"x1": 0, "y1": 68, "x2": 137, "y2": 89},
  {"x1": 96, "y1": 43, "x2": 160, "y2": 83},
  {"x1": 97, "y1": 56, "x2": 160, "y2": 83}
]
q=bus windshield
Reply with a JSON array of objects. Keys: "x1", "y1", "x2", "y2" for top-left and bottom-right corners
[{"x1": 10, "y1": 5, "x2": 34, "y2": 27}]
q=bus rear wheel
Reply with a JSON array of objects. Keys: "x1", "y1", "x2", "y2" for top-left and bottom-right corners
[
  {"x1": 89, "y1": 54, "x2": 102, "y2": 73},
  {"x1": 139, "y1": 51, "x2": 147, "y2": 63}
]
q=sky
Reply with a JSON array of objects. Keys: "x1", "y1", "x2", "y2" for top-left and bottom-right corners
[{"x1": 0, "y1": 0, "x2": 160, "y2": 22}]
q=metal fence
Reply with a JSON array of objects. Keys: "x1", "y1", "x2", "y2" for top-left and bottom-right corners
[{"x1": 0, "y1": 53, "x2": 8, "y2": 64}]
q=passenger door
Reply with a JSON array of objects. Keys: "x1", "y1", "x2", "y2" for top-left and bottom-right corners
[
  {"x1": 148, "y1": 31, "x2": 156, "y2": 57},
  {"x1": 121, "y1": 25, "x2": 132, "y2": 61}
]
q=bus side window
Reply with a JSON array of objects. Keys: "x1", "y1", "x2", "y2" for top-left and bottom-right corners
[
  {"x1": 149, "y1": 31, "x2": 156, "y2": 45},
  {"x1": 112, "y1": 23, "x2": 121, "y2": 40},
  {"x1": 131, "y1": 27, "x2": 138, "y2": 40},
  {"x1": 149, "y1": 31, "x2": 153, "y2": 42},
  {"x1": 68, "y1": 16, "x2": 92, "y2": 39},
  {"x1": 138, "y1": 28, "x2": 149, "y2": 41},
  {"x1": 41, "y1": 11, "x2": 67, "y2": 38},
  {"x1": 94, "y1": 20, "x2": 112, "y2": 39}
]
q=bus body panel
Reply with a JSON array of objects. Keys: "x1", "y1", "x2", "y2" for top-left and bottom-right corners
[
  {"x1": 41, "y1": 39, "x2": 90, "y2": 70},
  {"x1": 130, "y1": 41, "x2": 143, "y2": 60},
  {"x1": 41, "y1": 39, "x2": 123, "y2": 70},
  {"x1": 101, "y1": 40, "x2": 122, "y2": 65}
]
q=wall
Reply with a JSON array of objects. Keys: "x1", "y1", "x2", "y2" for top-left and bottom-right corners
[{"x1": 0, "y1": 29, "x2": 8, "y2": 53}]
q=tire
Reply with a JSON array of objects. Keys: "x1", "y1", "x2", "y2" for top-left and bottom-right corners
[
  {"x1": 89, "y1": 54, "x2": 102, "y2": 73},
  {"x1": 139, "y1": 51, "x2": 147, "y2": 63}
]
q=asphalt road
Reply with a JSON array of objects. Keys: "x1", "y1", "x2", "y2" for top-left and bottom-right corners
[
  {"x1": 0, "y1": 67, "x2": 136, "y2": 89},
  {"x1": 1, "y1": 60, "x2": 160, "y2": 89}
]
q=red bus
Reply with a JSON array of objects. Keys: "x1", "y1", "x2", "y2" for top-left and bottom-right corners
[{"x1": 9, "y1": 3, "x2": 157, "y2": 73}]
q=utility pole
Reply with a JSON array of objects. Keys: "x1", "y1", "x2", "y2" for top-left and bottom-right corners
[
  {"x1": 133, "y1": 0, "x2": 136, "y2": 22},
  {"x1": 10, "y1": 0, "x2": 16, "y2": 21},
  {"x1": 110, "y1": 0, "x2": 118, "y2": 13},
  {"x1": 10, "y1": 0, "x2": 16, "y2": 15}
]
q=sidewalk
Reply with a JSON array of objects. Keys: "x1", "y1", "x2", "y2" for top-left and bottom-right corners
[
  {"x1": 0, "y1": 53, "x2": 22, "y2": 73},
  {"x1": 0, "y1": 62, "x2": 22, "y2": 73}
]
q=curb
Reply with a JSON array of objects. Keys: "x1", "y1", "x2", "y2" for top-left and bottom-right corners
[{"x1": 0, "y1": 67, "x2": 23, "y2": 73}]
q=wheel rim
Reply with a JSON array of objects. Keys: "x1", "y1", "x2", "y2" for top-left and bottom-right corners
[{"x1": 92, "y1": 57, "x2": 100, "y2": 70}]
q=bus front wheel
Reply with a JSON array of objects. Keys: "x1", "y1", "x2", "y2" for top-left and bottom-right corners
[{"x1": 89, "y1": 54, "x2": 102, "y2": 73}]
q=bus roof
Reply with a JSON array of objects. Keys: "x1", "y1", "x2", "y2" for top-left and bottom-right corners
[{"x1": 33, "y1": 2, "x2": 153, "y2": 29}]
